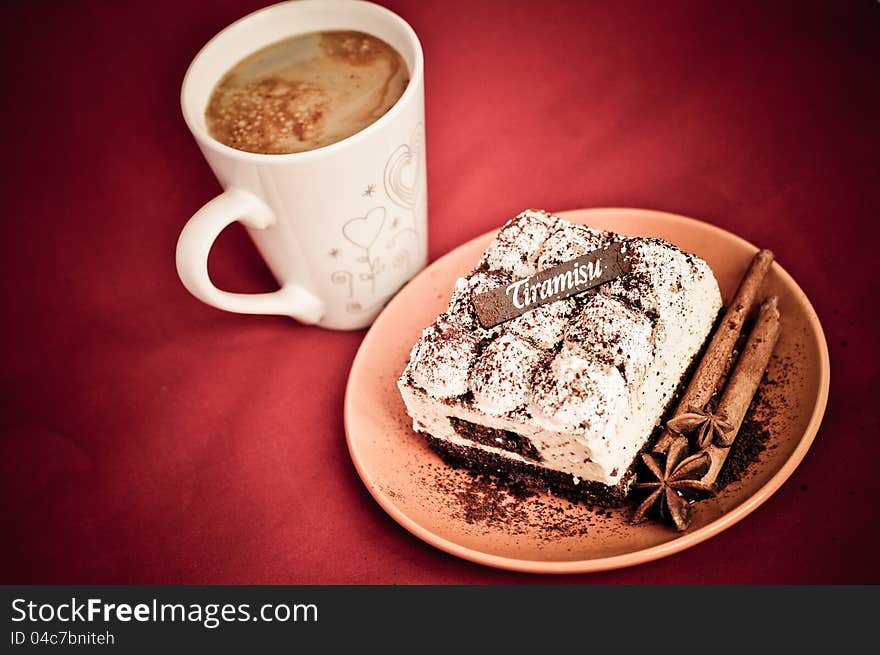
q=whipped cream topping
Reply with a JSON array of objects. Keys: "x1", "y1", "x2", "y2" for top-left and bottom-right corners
[
  {"x1": 506, "y1": 297, "x2": 575, "y2": 349},
  {"x1": 406, "y1": 315, "x2": 479, "y2": 398},
  {"x1": 469, "y1": 333, "x2": 544, "y2": 415},
  {"x1": 447, "y1": 269, "x2": 511, "y2": 330},
  {"x1": 565, "y1": 293, "x2": 654, "y2": 385},
  {"x1": 601, "y1": 238, "x2": 694, "y2": 316},
  {"x1": 529, "y1": 344, "x2": 627, "y2": 434},
  {"x1": 448, "y1": 270, "x2": 512, "y2": 336},
  {"x1": 536, "y1": 222, "x2": 613, "y2": 269},
  {"x1": 478, "y1": 209, "x2": 559, "y2": 277}
]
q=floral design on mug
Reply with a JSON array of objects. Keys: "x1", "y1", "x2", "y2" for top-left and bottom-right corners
[
  {"x1": 330, "y1": 270, "x2": 354, "y2": 298},
  {"x1": 346, "y1": 297, "x2": 384, "y2": 315},
  {"x1": 392, "y1": 249, "x2": 410, "y2": 271},
  {"x1": 341, "y1": 206, "x2": 387, "y2": 293},
  {"x1": 345, "y1": 273, "x2": 409, "y2": 315},
  {"x1": 328, "y1": 124, "x2": 426, "y2": 315},
  {"x1": 330, "y1": 209, "x2": 414, "y2": 313}
]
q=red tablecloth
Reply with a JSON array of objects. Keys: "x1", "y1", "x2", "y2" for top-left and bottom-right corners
[{"x1": 2, "y1": 0, "x2": 877, "y2": 584}]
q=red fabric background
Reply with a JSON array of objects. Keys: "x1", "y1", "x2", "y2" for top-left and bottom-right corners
[{"x1": 2, "y1": 0, "x2": 878, "y2": 584}]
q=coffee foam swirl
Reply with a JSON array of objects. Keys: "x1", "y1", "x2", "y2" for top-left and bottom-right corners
[{"x1": 206, "y1": 31, "x2": 408, "y2": 154}]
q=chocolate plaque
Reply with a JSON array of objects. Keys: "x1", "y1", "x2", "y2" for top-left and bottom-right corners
[{"x1": 472, "y1": 242, "x2": 631, "y2": 328}]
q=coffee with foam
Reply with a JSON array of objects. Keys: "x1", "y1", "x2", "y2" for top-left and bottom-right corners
[{"x1": 206, "y1": 31, "x2": 408, "y2": 154}]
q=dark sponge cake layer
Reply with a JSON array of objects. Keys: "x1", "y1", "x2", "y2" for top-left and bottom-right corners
[
  {"x1": 446, "y1": 416, "x2": 544, "y2": 462},
  {"x1": 422, "y1": 433, "x2": 634, "y2": 507}
]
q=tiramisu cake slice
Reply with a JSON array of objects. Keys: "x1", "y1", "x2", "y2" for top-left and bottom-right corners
[{"x1": 397, "y1": 210, "x2": 722, "y2": 505}]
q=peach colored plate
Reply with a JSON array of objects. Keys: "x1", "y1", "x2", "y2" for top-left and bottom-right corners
[{"x1": 344, "y1": 208, "x2": 830, "y2": 573}]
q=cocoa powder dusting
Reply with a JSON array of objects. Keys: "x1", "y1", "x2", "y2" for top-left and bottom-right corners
[
  {"x1": 426, "y1": 467, "x2": 627, "y2": 540},
  {"x1": 414, "y1": 356, "x2": 789, "y2": 538},
  {"x1": 716, "y1": 410, "x2": 771, "y2": 487},
  {"x1": 715, "y1": 363, "x2": 783, "y2": 488}
]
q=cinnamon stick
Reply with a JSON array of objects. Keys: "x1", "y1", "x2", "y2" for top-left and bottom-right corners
[
  {"x1": 700, "y1": 297, "x2": 782, "y2": 487},
  {"x1": 654, "y1": 249, "x2": 774, "y2": 453}
]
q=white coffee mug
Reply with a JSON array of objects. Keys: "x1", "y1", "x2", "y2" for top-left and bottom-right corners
[{"x1": 177, "y1": 0, "x2": 427, "y2": 329}]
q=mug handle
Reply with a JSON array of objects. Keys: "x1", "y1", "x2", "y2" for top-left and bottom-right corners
[{"x1": 176, "y1": 188, "x2": 325, "y2": 322}]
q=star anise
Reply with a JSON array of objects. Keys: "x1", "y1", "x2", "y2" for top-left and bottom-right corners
[
  {"x1": 632, "y1": 437, "x2": 714, "y2": 531},
  {"x1": 667, "y1": 407, "x2": 735, "y2": 449}
]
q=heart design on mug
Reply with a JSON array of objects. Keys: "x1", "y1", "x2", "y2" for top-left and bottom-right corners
[
  {"x1": 342, "y1": 207, "x2": 387, "y2": 250},
  {"x1": 384, "y1": 125, "x2": 423, "y2": 210}
]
